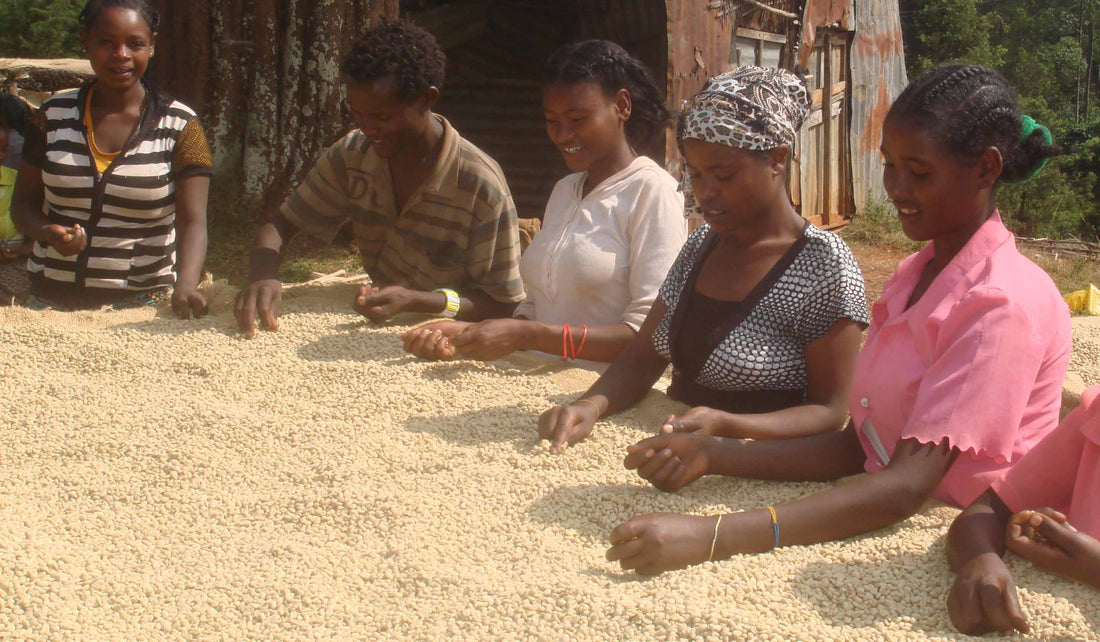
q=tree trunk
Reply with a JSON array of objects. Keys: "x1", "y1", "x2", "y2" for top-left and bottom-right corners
[{"x1": 149, "y1": 0, "x2": 399, "y2": 215}]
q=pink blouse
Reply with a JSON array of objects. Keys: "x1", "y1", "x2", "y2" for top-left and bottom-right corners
[
  {"x1": 992, "y1": 384, "x2": 1100, "y2": 539},
  {"x1": 848, "y1": 212, "x2": 1071, "y2": 507}
]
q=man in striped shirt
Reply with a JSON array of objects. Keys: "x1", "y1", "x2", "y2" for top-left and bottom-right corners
[{"x1": 235, "y1": 20, "x2": 524, "y2": 337}]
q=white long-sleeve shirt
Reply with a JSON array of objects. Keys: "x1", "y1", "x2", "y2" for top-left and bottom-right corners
[{"x1": 514, "y1": 155, "x2": 686, "y2": 331}]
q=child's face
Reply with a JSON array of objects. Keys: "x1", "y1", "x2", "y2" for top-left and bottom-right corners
[
  {"x1": 345, "y1": 76, "x2": 435, "y2": 161},
  {"x1": 81, "y1": 7, "x2": 156, "y2": 92},
  {"x1": 542, "y1": 81, "x2": 629, "y2": 175},
  {"x1": 880, "y1": 117, "x2": 993, "y2": 244},
  {"x1": 0, "y1": 130, "x2": 8, "y2": 166}
]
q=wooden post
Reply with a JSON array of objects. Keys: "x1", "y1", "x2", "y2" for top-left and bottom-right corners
[{"x1": 821, "y1": 32, "x2": 833, "y2": 227}]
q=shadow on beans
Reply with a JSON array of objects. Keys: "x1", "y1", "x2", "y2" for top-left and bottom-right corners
[
  {"x1": 403, "y1": 404, "x2": 548, "y2": 449},
  {"x1": 789, "y1": 546, "x2": 962, "y2": 634}
]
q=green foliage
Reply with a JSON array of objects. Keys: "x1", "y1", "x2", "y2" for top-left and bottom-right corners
[
  {"x1": 0, "y1": 0, "x2": 83, "y2": 58},
  {"x1": 900, "y1": 0, "x2": 1005, "y2": 75},
  {"x1": 900, "y1": 0, "x2": 1100, "y2": 241},
  {"x1": 840, "y1": 198, "x2": 923, "y2": 253}
]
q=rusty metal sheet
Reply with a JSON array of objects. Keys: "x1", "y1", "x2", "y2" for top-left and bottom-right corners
[
  {"x1": 664, "y1": 0, "x2": 736, "y2": 168},
  {"x1": 849, "y1": 0, "x2": 906, "y2": 214}
]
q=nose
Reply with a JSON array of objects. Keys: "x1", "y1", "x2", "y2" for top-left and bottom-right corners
[
  {"x1": 882, "y1": 165, "x2": 908, "y2": 201},
  {"x1": 112, "y1": 43, "x2": 131, "y2": 59},
  {"x1": 548, "y1": 121, "x2": 574, "y2": 145},
  {"x1": 691, "y1": 175, "x2": 719, "y2": 205}
]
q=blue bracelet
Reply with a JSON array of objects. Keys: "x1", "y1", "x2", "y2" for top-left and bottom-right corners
[{"x1": 766, "y1": 506, "x2": 780, "y2": 549}]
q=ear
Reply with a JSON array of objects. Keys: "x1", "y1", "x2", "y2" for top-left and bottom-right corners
[
  {"x1": 79, "y1": 29, "x2": 89, "y2": 54},
  {"x1": 977, "y1": 146, "x2": 1003, "y2": 187},
  {"x1": 150, "y1": 32, "x2": 158, "y2": 56},
  {"x1": 768, "y1": 145, "x2": 791, "y2": 175},
  {"x1": 614, "y1": 88, "x2": 632, "y2": 122},
  {"x1": 423, "y1": 86, "x2": 440, "y2": 111}
]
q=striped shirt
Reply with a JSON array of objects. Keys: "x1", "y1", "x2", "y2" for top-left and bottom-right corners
[
  {"x1": 281, "y1": 115, "x2": 524, "y2": 303},
  {"x1": 22, "y1": 81, "x2": 213, "y2": 298}
]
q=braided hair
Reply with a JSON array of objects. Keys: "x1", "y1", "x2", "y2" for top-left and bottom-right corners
[
  {"x1": 544, "y1": 40, "x2": 670, "y2": 149},
  {"x1": 341, "y1": 20, "x2": 446, "y2": 102},
  {"x1": 887, "y1": 64, "x2": 1061, "y2": 182},
  {"x1": 78, "y1": 0, "x2": 160, "y2": 33}
]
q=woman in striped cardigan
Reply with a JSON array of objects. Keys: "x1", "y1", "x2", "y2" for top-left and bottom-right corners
[{"x1": 11, "y1": 0, "x2": 213, "y2": 317}]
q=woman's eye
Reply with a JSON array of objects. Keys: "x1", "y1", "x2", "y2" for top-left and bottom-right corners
[{"x1": 716, "y1": 174, "x2": 734, "y2": 182}]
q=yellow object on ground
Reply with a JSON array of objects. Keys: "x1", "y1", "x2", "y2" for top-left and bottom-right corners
[{"x1": 1064, "y1": 284, "x2": 1100, "y2": 315}]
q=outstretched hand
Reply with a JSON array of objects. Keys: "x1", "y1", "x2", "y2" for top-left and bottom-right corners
[
  {"x1": 1006, "y1": 508, "x2": 1100, "y2": 588},
  {"x1": 449, "y1": 318, "x2": 529, "y2": 360},
  {"x1": 947, "y1": 552, "x2": 1029, "y2": 636},
  {"x1": 354, "y1": 285, "x2": 418, "y2": 323},
  {"x1": 624, "y1": 433, "x2": 713, "y2": 492},
  {"x1": 606, "y1": 513, "x2": 717, "y2": 576},
  {"x1": 538, "y1": 401, "x2": 599, "y2": 454},
  {"x1": 172, "y1": 285, "x2": 209, "y2": 319},
  {"x1": 234, "y1": 279, "x2": 282, "y2": 338},
  {"x1": 402, "y1": 320, "x2": 469, "y2": 360}
]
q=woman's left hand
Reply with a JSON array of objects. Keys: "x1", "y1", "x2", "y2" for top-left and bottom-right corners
[
  {"x1": 1006, "y1": 508, "x2": 1100, "y2": 588},
  {"x1": 450, "y1": 318, "x2": 530, "y2": 360},
  {"x1": 606, "y1": 513, "x2": 717, "y2": 576},
  {"x1": 172, "y1": 285, "x2": 208, "y2": 319}
]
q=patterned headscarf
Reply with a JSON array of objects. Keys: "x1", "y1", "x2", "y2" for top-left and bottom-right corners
[
  {"x1": 677, "y1": 66, "x2": 811, "y2": 218},
  {"x1": 678, "y1": 66, "x2": 811, "y2": 150}
]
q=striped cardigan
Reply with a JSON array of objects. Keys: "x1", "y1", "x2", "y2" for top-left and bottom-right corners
[{"x1": 24, "y1": 81, "x2": 212, "y2": 296}]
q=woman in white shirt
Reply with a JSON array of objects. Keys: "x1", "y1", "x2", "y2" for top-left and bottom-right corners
[{"x1": 403, "y1": 40, "x2": 686, "y2": 363}]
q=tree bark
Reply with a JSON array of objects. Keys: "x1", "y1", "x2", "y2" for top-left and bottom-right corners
[{"x1": 149, "y1": 0, "x2": 399, "y2": 215}]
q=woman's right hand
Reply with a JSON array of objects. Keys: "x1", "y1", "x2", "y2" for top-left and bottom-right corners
[
  {"x1": 623, "y1": 433, "x2": 712, "y2": 492},
  {"x1": 946, "y1": 552, "x2": 1029, "y2": 636},
  {"x1": 402, "y1": 320, "x2": 469, "y2": 360},
  {"x1": 538, "y1": 401, "x2": 600, "y2": 454},
  {"x1": 44, "y1": 223, "x2": 86, "y2": 256}
]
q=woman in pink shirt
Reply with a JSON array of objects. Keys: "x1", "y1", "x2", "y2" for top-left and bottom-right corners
[
  {"x1": 946, "y1": 384, "x2": 1100, "y2": 635},
  {"x1": 604, "y1": 65, "x2": 1071, "y2": 577}
]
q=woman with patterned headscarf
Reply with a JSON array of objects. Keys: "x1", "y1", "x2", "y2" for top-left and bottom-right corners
[{"x1": 538, "y1": 66, "x2": 869, "y2": 453}]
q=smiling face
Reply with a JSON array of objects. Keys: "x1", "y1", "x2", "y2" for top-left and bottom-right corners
[
  {"x1": 542, "y1": 81, "x2": 630, "y2": 176},
  {"x1": 880, "y1": 116, "x2": 999, "y2": 246},
  {"x1": 681, "y1": 138, "x2": 787, "y2": 234},
  {"x1": 345, "y1": 76, "x2": 436, "y2": 160},
  {"x1": 81, "y1": 7, "x2": 155, "y2": 92}
]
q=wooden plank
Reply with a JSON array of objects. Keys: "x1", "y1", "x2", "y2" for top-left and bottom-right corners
[
  {"x1": 821, "y1": 32, "x2": 834, "y2": 226},
  {"x1": 735, "y1": 27, "x2": 788, "y2": 44}
]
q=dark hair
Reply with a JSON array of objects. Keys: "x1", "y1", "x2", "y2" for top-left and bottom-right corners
[
  {"x1": 79, "y1": 0, "x2": 160, "y2": 33},
  {"x1": 887, "y1": 64, "x2": 1061, "y2": 182},
  {"x1": 341, "y1": 20, "x2": 446, "y2": 102},
  {"x1": 543, "y1": 40, "x2": 670, "y2": 149}
]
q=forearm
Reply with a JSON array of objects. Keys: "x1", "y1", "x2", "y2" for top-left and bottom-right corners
[
  {"x1": 12, "y1": 192, "x2": 51, "y2": 243},
  {"x1": 174, "y1": 215, "x2": 207, "y2": 288},
  {"x1": 524, "y1": 322, "x2": 636, "y2": 362},
  {"x1": 580, "y1": 341, "x2": 669, "y2": 416},
  {"x1": 711, "y1": 402, "x2": 849, "y2": 440},
  {"x1": 946, "y1": 490, "x2": 1011, "y2": 570},
  {"x1": 709, "y1": 423, "x2": 866, "y2": 482},
  {"x1": 716, "y1": 463, "x2": 934, "y2": 557},
  {"x1": 248, "y1": 217, "x2": 295, "y2": 282}
]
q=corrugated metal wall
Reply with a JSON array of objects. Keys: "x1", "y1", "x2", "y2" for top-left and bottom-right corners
[
  {"x1": 415, "y1": 0, "x2": 669, "y2": 220},
  {"x1": 849, "y1": 0, "x2": 907, "y2": 213}
]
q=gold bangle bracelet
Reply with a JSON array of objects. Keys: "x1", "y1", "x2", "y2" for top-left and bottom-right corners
[
  {"x1": 709, "y1": 514, "x2": 723, "y2": 561},
  {"x1": 573, "y1": 398, "x2": 602, "y2": 417}
]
